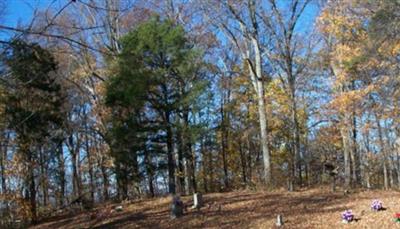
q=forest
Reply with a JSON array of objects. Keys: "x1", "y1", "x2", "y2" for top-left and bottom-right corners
[{"x1": 0, "y1": 0, "x2": 400, "y2": 228}]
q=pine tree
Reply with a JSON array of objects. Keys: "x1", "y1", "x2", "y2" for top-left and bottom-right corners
[
  {"x1": 1, "y1": 40, "x2": 66, "y2": 223},
  {"x1": 105, "y1": 16, "x2": 207, "y2": 195}
]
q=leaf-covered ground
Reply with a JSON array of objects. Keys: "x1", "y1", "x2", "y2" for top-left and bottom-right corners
[{"x1": 31, "y1": 187, "x2": 400, "y2": 228}]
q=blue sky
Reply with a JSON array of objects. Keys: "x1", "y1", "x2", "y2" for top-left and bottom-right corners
[
  {"x1": 2, "y1": 0, "x2": 320, "y2": 38},
  {"x1": 1, "y1": 0, "x2": 39, "y2": 40},
  {"x1": 1, "y1": 0, "x2": 67, "y2": 39},
  {"x1": 3, "y1": 0, "x2": 42, "y2": 26}
]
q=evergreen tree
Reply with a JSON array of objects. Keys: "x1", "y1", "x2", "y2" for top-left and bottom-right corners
[
  {"x1": 105, "y1": 16, "x2": 207, "y2": 195},
  {"x1": 1, "y1": 40, "x2": 66, "y2": 223}
]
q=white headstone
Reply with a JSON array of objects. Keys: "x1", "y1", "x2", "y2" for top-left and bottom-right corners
[
  {"x1": 193, "y1": 193, "x2": 203, "y2": 209},
  {"x1": 115, "y1": 205, "x2": 123, "y2": 212},
  {"x1": 276, "y1": 214, "x2": 283, "y2": 226}
]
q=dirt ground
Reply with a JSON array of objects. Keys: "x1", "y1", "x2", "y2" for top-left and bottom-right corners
[{"x1": 31, "y1": 187, "x2": 400, "y2": 229}]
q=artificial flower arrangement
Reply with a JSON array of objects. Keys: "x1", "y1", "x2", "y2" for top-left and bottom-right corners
[
  {"x1": 342, "y1": 210, "x2": 354, "y2": 223},
  {"x1": 394, "y1": 213, "x2": 400, "y2": 223},
  {"x1": 371, "y1": 199, "x2": 383, "y2": 211}
]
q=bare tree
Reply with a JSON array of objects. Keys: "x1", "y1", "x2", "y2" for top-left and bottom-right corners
[
  {"x1": 202, "y1": 0, "x2": 272, "y2": 185},
  {"x1": 261, "y1": 0, "x2": 312, "y2": 190}
]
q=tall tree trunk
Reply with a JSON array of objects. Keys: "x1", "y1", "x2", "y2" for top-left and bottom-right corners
[
  {"x1": 331, "y1": 58, "x2": 352, "y2": 189},
  {"x1": 184, "y1": 159, "x2": 190, "y2": 194},
  {"x1": 176, "y1": 125, "x2": 185, "y2": 194},
  {"x1": 247, "y1": 142, "x2": 253, "y2": 185},
  {"x1": 254, "y1": 61, "x2": 271, "y2": 186},
  {"x1": 118, "y1": 169, "x2": 129, "y2": 200},
  {"x1": 183, "y1": 108, "x2": 197, "y2": 194},
  {"x1": 350, "y1": 81, "x2": 359, "y2": 186},
  {"x1": 26, "y1": 150, "x2": 37, "y2": 224},
  {"x1": 0, "y1": 132, "x2": 9, "y2": 194},
  {"x1": 384, "y1": 123, "x2": 395, "y2": 187},
  {"x1": 341, "y1": 121, "x2": 352, "y2": 189},
  {"x1": 220, "y1": 97, "x2": 229, "y2": 189},
  {"x1": 30, "y1": 167, "x2": 37, "y2": 224},
  {"x1": 349, "y1": 152, "x2": 356, "y2": 186},
  {"x1": 376, "y1": 115, "x2": 389, "y2": 190},
  {"x1": 39, "y1": 147, "x2": 48, "y2": 207},
  {"x1": 396, "y1": 149, "x2": 400, "y2": 188},
  {"x1": 383, "y1": 159, "x2": 389, "y2": 190},
  {"x1": 221, "y1": 1, "x2": 271, "y2": 186},
  {"x1": 221, "y1": 137, "x2": 229, "y2": 190},
  {"x1": 148, "y1": 174, "x2": 154, "y2": 197},
  {"x1": 362, "y1": 123, "x2": 372, "y2": 189},
  {"x1": 190, "y1": 145, "x2": 197, "y2": 193},
  {"x1": 247, "y1": 108, "x2": 253, "y2": 184},
  {"x1": 145, "y1": 144, "x2": 154, "y2": 198},
  {"x1": 304, "y1": 134, "x2": 311, "y2": 186},
  {"x1": 100, "y1": 162, "x2": 109, "y2": 201},
  {"x1": 57, "y1": 143, "x2": 65, "y2": 206},
  {"x1": 165, "y1": 111, "x2": 176, "y2": 194},
  {"x1": 288, "y1": 150, "x2": 295, "y2": 192},
  {"x1": 131, "y1": 150, "x2": 140, "y2": 196},
  {"x1": 388, "y1": 157, "x2": 394, "y2": 188},
  {"x1": 0, "y1": 151, "x2": 5, "y2": 194},
  {"x1": 68, "y1": 135, "x2": 81, "y2": 197},
  {"x1": 84, "y1": 120, "x2": 95, "y2": 202},
  {"x1": 287, "y1": 58, "x2": 302, "y2": 186},
  {"x1": 349, "y1": 138, "x2": 357, "y2": 187},
  {"x1": 208, "y1": 135, "x2": 214, "y2": 192},
  {"x1": 200, "y1": 137, "x2": 208, "y2": 193},
  {"x1": 239, "y1": 142, "x2": 247, "y2": 185},
  {"x1": 289, "y1": 83, "x2": 301, "y2": 189},
  {"x1": 72, "y1": 150, "x2": 80, "y2": 197}
]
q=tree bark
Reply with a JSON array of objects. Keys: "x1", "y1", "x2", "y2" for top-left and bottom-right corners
[
  {"x1": 84, "y1": 119, "x2": 95, "y2": 202},
  {"x1": 220, "y1": 1, "x2": 272, "y2": 186},
  {"x1": 0, "y1": 132, "x2": 9, "y2": 194},
  {"x1": 68, "y1": 134, "x2": 81, "y2": 197},
  {"x1": 26, "y1": 150, "x2": 37, "y2": 224},
  {"x1": 200, "y1": 136, "x2": 208, "y2": 193},
  {"x1": 362, "y1": 127, "x2": 372, "y2": 189},
  {"x1": 100, "y1": 162, "x2": 109, "y2": 201},
  {"x1": 39, "y1": 147, "x2": 48, "y2": 207},
  {"x1": 57, "y1": 143, "x2": 65, "y2": 206},
  {"x1": 384, "y1": 122, "x2": 395, "y2": 187},
  {"x1": 253, "y1": 46, "x2": 272, "y2": 186},
  {"x1": 190, "y1": 145, "x2": 197, "y2": 193},
  {"x1": 350, "y1": 81, "x2": 359, "y2": 186},
  {"x1": 165, "y1": 111, "x2": 176, "y2": 194},
  {"x1": 289, "y1": 84, "x2": 301, "y2": 188},
  {"x1": 220, "y1": 98, "x2": 229, "y2": 189},
  {"x1": 239, "y1": 142, "x2": 247, "y2": 185},
  {"x1": 376, "y1": 115, "x2": 389, "y2": 190},
  {"x1": 341, "y1": 121, "x2": 352, "y2": 189},
  {"x1": 176, "y1": 127, "x2": 186, "y2": 194},
  {"x1": 247, "y1": 107, "x2": 253, "y2": 183}
]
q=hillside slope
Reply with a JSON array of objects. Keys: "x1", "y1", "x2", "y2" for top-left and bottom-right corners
[{"x1": 31, "y1": 188, "x2": 400, "y2": 229}]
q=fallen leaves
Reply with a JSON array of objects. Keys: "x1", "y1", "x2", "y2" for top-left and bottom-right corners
[{"x1": 31, "y1": 187, "x2": 400, "y2": 229}]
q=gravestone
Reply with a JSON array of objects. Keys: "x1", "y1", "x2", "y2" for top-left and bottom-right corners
[
  {"x1": 324, "y1": 163, "x2": 338, "y2": 192},
  {"x1": 170, "y1": 195, "x2": 184, "y2": 219},
  {"x1": 115, "y1": 205, "x2": 123, "y2": 212},
  {"x1": 70, "y1": 194, "x2": 93, "y2": 210},
  {"x1": 276, "y1": 214, "x2": 283, "y2": 226},
  {"x1": 193, "y1": 193, "x2": 203, "y2": 209}
]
